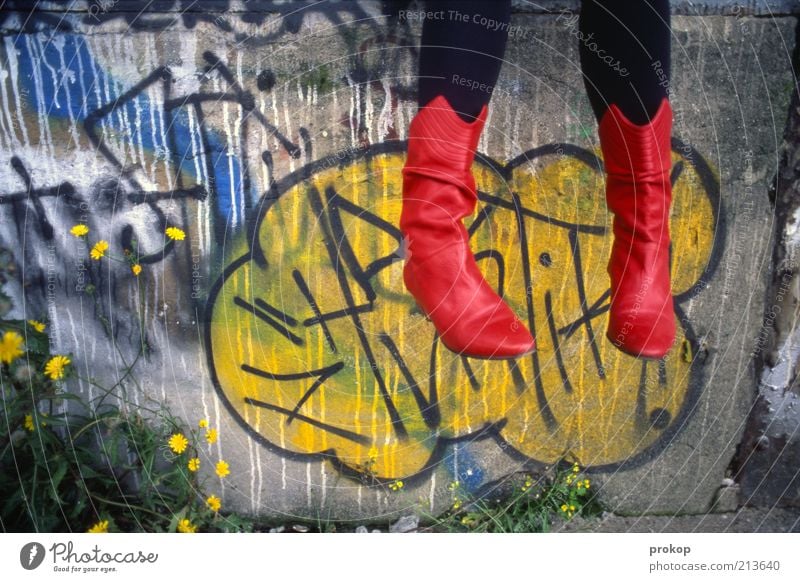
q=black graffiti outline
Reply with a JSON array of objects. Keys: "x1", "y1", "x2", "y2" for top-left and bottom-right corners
[
  {"x1": 0, "y1": 156, "x2": 79, "y2": 241},
  {"x1": 205, "y1": 137, "x2": 724, "y2": 486},
  {"x1": 82, "y1": 52, "x2": 301, "y2": 252}
]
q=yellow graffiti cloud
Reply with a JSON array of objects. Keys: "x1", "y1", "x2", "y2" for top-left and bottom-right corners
[{"x1": 208, "y1": 143, "x2": 716, "y2": 480}]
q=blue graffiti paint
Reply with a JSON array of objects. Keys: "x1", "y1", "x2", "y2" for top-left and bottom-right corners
[
  {"x1": 445, "y1": 443, "x2": 484, "y2": 493},
  {"x1": 11, "y1": 33, "x2": 247, "y2": 232}
]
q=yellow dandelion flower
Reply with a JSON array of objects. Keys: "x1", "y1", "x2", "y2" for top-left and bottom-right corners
[
  {"x1": 177, "y1": 518, "x2": 197, "y2": 533},
  {"x1": 572, "y1": 463, "x2": 580, "y2": 473},
  {"x1": 165, "y1": 227, "x2": 186, "y2": 241},
  {"x1": 0, "y1": 331, "x2": 24, "y2": 364},
  {"x1": 198, "y1": 419, "x2": 208, "y2": 428},
  {"x1": 215, "y1": 460, "x2": 230, "y2": 478},
  {"x1": 44, "y1": 355, "x2": 70, "y2": 380},
  {"x1": 389, "y1": 479, "x2": 404, "y2": 491},
  {"x1": 131, "y1": 264, "x2": 142, "y2": 276},
  {"x1": 70, "y1": 224, "x2": 89, "y2": 237},
  {"x1": 187, "y1": 457, "x2": 200, "y2": 472},
  {"x1": 205, "y1": 428, "x2": 218, "y2": 444},
  {"x1": 570, "y1": 505, "x2": 576, "y2": 511},
  {"x1": 87, "y1": 520, "x2": 109, "y2": 533},
  {"x1": 560, "y1": 504, "x2": 568, "y2": 512},
  {"x1": 90, "y1": 240, "x2": 109, "y2": 260},
  {"x1": 168, "y1": 433, "x2": 189, "y2": 454},
  {"x1": 24, "y1": 414, "x2": 34, "y2": 432},
  {"x1": 206, "y1": 495, "x2": 221, "y2": 513},
  {"x1": 28, "y1": 320, "x2": 46, "y2": 333}
]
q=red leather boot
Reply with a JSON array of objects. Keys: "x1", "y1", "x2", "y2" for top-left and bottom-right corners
[
  {"x1": 599, "y1": 97, "x2": 676, "y2": 359},
  {"x1": 400, "y1": 95, "x2": 536, "y2": 359}
]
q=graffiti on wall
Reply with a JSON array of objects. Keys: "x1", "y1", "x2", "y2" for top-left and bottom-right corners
[
  {"x1": 0, "y1": 7, "x2": 723, "y2": 487},
  {"x1": 206, "y1": 139, "x2": 722, "y2": 483}
]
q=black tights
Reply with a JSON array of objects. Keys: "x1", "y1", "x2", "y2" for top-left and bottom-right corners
[{"x1": 419, "y1": 0, "x2": 671, "y2": 125}]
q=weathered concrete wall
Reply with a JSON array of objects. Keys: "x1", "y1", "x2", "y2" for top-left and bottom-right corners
[
  {"x1": 734, "y1": 20, "x2": 800, "y2": 509},
  {"x1": 0, "y1": 1, "x2": 796, "y2": 521}
]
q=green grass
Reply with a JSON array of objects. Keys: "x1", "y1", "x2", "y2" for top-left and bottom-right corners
[{"x1": 417, "y1": 464, "x2": 604, "y2": 533}]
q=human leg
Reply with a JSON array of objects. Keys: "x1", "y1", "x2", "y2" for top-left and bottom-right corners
[
  {"x1": 579, "y1": 0, "x2": 675, "y2": 358},
  {"x1": 400, "y1": 0, "x2": 535, "y2": 358}
]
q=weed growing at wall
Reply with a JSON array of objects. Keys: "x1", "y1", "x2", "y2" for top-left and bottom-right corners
[
  {"x1": 0, "y1": 238, "x2": 252, "y2": 533},
  {"x1": 419, "y1": 463, "x2": 603, "y2": 533}
]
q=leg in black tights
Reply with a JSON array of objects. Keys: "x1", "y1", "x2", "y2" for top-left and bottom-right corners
[
  {"x1": 578, "y1": 0, "x2": 671, "y2": 125},
  {"x1": 418, "y1": 0, "x2": 512, "y2": 121}
]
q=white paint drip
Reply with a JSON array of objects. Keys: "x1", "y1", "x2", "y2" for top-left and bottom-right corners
[
  {"x1": 220, "y1": 76, "x2": 240, "y2": 229},
  {"x1": 154, "y1": 63, "x2": 175, "y2": 192},
  {"x1": 24, "y1": 36, "x2": 56, "y2": 163},
  {"x1": 125, "y1": 36, "x2": 148, "y2": 183},
  {"x1": 50, "y1": 34, "x2": 81, "y2": 148},
  {"x1": 306, "y1": 463, "x2": 312, "y2": 507},
  {"x1": 143, "y1": 39, "x2": 159, "y2": 186},
  {"x1": 320, "y1": 463, "x2": 326, "y2": 510},
  {"x1": 213, "y1": 392, "x2": 224, "y2": 496},
  {"x1": 346, "y1": 72, "x2": 356, "y2": 146},
  {"x1": 247, "y1": 433, "x2": 256, "y2": 514},
  {"x1": 87, "y1": 37, "x2": 111, "y2": 158},
  {"x1": 283, "y1": 85, "x2": 296, "y2": 174},
  {"x1": 36, "y1": 33, "x2": 61, "y2": 110},
  {"x1": 255, "y1": 446, "x2": 263, "y2": 511},
  {"x1": 3, "y1": 36, "x2": 31, "y2": 147},
  {"x1": 0, "y1": 67, "x2": 18, "y2": 149},
  {"x1": 258, "y1": 92, "x2": 271, "y2": 193},
  {"x1": 187, "y1": 106, "x2": 209, "y2": 258},
  {"x1": 364, "y1": 82, "x2": 374, "y2": 145},
  {"x1": 74, "y1": 35, "x2": 89, "y2": 125},
  {"x1": 376, "y1": 78, "x2": 393, "y2": 142}
]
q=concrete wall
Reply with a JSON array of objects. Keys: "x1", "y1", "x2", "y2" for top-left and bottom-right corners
[{"x1": 0, "y1": 1, "x2": 797, "y2": 520}]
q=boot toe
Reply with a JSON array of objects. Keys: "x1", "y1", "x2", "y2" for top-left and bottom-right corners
[
  {"x1": 443, "y1": 314, "x2": 536, "y2": 359},
  {"x1": 607, "y1": 308, "x2": 676, "y2": 359}
]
